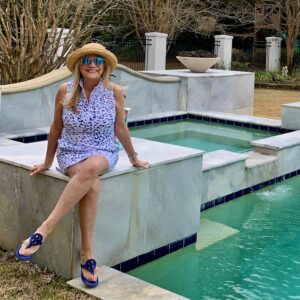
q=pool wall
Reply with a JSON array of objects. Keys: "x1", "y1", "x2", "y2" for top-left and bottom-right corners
[
  {"x1": 143, "y1": 69, "x2": 254, "y2": 115},
  {"x1": 201, "y1": 130, "x2": 300, "y2": 209},
  {"x1": 0, "y1": 69, "x2": 71, "y2": 133},
  {"x1": 0, "y1": 138, "x2": 203, "y2": 278},
  {"x1": 0, "y1": 65, "x2": 254, "y2": 133}
]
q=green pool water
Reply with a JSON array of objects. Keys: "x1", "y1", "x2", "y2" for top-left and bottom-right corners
[
  {"x1": 129, "y1": 176, "x2": 300, "y2": 299},
  {"x1": 129, "y1": 120, "x2": 277, "y2": 153}
]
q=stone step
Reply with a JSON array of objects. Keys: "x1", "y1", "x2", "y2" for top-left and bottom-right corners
[
  {"x1": 245, "y1": 151, "x2": 278, "y2": 169},
  {"x1": 202, "y1": 149, "x2": 248, "y2": 172},
  {"x1": 68, "y1": 265, "x2": 189, "y2": 300},
  {"x1": 251, "y1": 130, "x2": 300, "y2": 154}
]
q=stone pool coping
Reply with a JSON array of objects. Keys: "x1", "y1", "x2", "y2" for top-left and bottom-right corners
[
  {"x1": 202, "y1": 150, "x2": 248, "y2": 171},
  {"x1": 142, "y1": 68, "x2": 254, "y2": 78},
  {"x1": 1, "y1": 65, "x2": 181, "y2": 95},
  {"x1": 0, "y1": 137, "x2": 204, "y2": 181},
  {"x1": 251, "y1": 130, "x2": 300, "y2": 151}
]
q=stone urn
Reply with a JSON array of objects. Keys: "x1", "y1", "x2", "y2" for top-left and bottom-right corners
[{"x1": 176, "y1": 50, "x2": 220, "y2": 72}]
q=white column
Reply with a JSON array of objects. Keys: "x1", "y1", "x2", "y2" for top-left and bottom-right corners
[
  {"x1": 47, "y1": 28, "x2": 70, "y2": 59},
  {"x1": 266, "y1": 37, "x2": 282, "y2": 72},
  {"x1": 214, "y1": 35, "x2": 233, "y2": 70},
  {"x1": 145, "y1": 32, "x2": 168, "y2": 70}
]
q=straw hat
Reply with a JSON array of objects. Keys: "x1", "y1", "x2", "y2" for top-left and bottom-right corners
[{"x1": 66, "y1": 43, "x2": 118, "y2": 73}]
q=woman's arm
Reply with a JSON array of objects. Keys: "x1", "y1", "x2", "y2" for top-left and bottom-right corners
[
  {"x1": 30, "y1": 83, "x2": 66, "y2": 175},
  {"x1": 113, "y1": 85, "x2": 149, "y2": 169}
]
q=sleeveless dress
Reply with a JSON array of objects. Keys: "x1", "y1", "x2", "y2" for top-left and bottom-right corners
[{"x1": 56, "y1": 80, "x2": 119, "y2": 173}]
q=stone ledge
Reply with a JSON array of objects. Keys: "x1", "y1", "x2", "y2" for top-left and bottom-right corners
[
  {"x1": 245, "y1": 151, "x2": 278, "y2": 168},
  {"x1": 68, "y1": 265, "x2": 188, "y2": 300},
  {"x1": 0, "y1": 138, "x2": 23, "y2": 148},
  {"x1": 1, "y1": 68, "x2": 71, "y2": 94},
  {"x1": 188, "y1": 110, "x2": 281, "y2": 127},
  {"x1": 143, "y1": 69, "x2": 254, "y2": 78},
  {"x1": 202, "y1": 150, "x2": 248, "y2": 171},
  {"x1": 282, "y1": 102, "x2": 300, "y2": 108},
  {"x1": 0, "y1": 137, "x2": 204, "y2": 181},
  {"x1": 251, "y1": 130, "x2": 300, "y2": 151}
]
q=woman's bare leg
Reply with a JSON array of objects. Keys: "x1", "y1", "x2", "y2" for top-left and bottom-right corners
[
  {"x1": 18, "y1": 155, "x2": 108, "y2": 259},
  {"x1": 78, "y1": 178, "x2": 100, "y2": 282}
]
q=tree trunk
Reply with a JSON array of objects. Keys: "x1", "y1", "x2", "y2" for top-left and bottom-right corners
[
  {"x1": 284, "y1": 0, "x2": 300, "y2": 74},
  {"x1": 286, "y1": 36, "x2": 295, "y2": 74}
]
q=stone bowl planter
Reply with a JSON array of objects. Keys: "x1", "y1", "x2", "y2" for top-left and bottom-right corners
[{"x1": 176, "y1": 56, "x2": 221, "y2": 72}]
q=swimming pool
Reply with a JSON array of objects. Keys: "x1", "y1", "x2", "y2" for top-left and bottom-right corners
[
  {"x1": 129, "y1": 120, "x2": 278, "y2": 153},
  {"x1": 129, "y1": 176, "x2": 300, "y2": 299}
]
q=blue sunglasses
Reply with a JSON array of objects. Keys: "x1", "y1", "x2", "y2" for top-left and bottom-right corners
[{"x1": 81, "y1": 57, "x2": 105, "y2": 65}]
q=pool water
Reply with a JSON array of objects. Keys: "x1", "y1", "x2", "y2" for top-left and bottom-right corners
[
  {"x1": 129, "y1": 120, "x2": 277, "y2": 153},
  {"x1": 129, "y1": 176, "x2": 300, "y2": 299}
]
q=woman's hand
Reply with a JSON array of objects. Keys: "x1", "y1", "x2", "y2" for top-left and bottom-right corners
[
  {"x1": 130, "y1": 158, "x2": 150, "y2": 169},
  {"x1": 30, "y1": 162, "x2": 52, "y2": 176}
]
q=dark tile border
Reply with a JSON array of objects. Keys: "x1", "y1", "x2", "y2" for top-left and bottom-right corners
[
  {"x1": 111, "y1": 168, "x2": 299, "y2": 272},
  {"x1": 9, "y1": 113, "x2": 292, "y2": 144},
  {"x1": 127, "y1": 113, "x2": 292, "y2": 134},
  {"x1": 112, "y1": 233, "x2": 196, "y2": 273},
  {"x1": 200, "y1": 169, "x2": 300, "y2": 211},
  {"x1": 11, "y1": 134, "x2": 48, "y2": 143}
]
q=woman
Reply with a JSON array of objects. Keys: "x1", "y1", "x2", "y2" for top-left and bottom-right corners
[{"x1": 15, "y1": 43, "x2": 150, "y2": 287}]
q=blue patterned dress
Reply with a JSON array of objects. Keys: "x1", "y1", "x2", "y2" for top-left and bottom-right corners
[{"x1": 56, "y1": 80, "x2": 119, "y2": 173}]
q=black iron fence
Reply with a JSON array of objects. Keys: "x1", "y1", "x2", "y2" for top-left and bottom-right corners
[
  {"x1": 280, "y1": 39, "x2": 300, "y2": 70},
  {"x1": 166, "y1": 36, "x2": 215, "y2": 69},
  {"x1": 96, "y1": 36, "x2": 300, "y2": 72},
  {"x1": 102, "y1": 38, "x2": 150, "y2": 71},
  {"x1": 97, "y1": 35, "x2": 215, "y2": 71},
  {"x1": 231, "y1": 39, "x2": 266, "y2": 71}
]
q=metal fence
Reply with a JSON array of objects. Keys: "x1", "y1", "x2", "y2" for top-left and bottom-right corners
[
  {"x1": 98, "y1": 36, "x2": 215, "y2": 71},
  {"x1": 280, "y1": 39, "x2": 300, "y2": 70},
  {"x1": 232, "y1": 38, "x2": 300, "y2": 72},
  {"x1": 102, "y1": 38, "x2": 150, "y2": 71},
  {"x1": 166, "y1": 36, "x2": 215, "y2": 69},
  {"x1": 231, "y1": 39, "x2": 266, "y2": 71}
]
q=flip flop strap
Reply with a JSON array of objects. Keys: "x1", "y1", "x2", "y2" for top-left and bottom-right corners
[
  {"x1": 26, "y1": 233, "x2": 43, "y2": 249},
  {"x1": 81, "y1": 259, "x2": 97, "y2": 275}
]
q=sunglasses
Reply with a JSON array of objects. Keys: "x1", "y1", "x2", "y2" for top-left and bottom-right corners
[{"x1": 81, "y1": 57, "x2": 105, "y2": 65}]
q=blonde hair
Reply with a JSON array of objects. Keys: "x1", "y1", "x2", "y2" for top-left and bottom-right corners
[{"x1": 63, "y1": 58, "x2": 112, "y2": 112}]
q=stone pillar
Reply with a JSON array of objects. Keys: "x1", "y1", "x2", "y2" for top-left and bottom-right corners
[
  {"x1": 266, "y1": 37, "x2": 282, "y2": 72},
  {"x1": 214, "y1": 35, "x2": 233, "y2": 70},
  {"x1": 47, "y1": 28, "x2": 70, "y2": 59},
  {"x1": 145, "y1": 32, "x2": 168, "y2": 70}
]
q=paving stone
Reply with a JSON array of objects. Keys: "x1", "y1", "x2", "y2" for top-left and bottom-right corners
[{"x1": 68, "y1": 265, "x2": 189, "y2": 300}]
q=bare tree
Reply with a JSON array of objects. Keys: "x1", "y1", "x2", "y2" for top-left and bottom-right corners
[
  {"x1": 0, "y1": 0, "x2": 116, "y2": 84},
  {"x1": 117, "y1": 0, "x2": 221, "y2": 42},
  {"x1": 271, "y1": 0, "x2": 300, "y2": 73},
  {"x1": 116, "y1": 0, "x2": 274, "y2": 41},
  {"x1": 252, "y1": 0, "x2": 300, "y2": 74}
]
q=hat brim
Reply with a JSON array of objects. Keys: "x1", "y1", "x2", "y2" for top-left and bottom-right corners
[{"x1": 66, "y1": 46, "x2": 118, "y2": 73}]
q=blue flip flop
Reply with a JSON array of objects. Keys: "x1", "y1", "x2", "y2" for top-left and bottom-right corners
[
  {"x1": 15, "y1": 233, "x2": 44, "y2": 261},
  {"x1": 81, "y1": 258, "x2": 99, "y2": 288}
]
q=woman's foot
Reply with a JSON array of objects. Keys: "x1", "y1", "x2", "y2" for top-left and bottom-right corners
[
  {"x1": 81, "y1": 258, "x2": 98, "y2": 287},
  {"x1": 16, "y1": 233, "x2": 44, "y2": 261}
]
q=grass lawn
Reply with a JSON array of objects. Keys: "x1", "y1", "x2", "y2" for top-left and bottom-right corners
[{"x1": 0, "y1": 248, "x2": 96, "y2": 300}]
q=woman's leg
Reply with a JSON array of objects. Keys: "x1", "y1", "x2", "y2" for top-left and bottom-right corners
[
  {"x1": 78, "y1": 178, "x2": 100, "y2": 282},
  {"x1": 18, "y1": 155, "x2": 108, "y2": 257}
]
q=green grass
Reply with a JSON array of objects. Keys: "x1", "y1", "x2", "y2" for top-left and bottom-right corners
[{"x1": 0, "y1": 249, "x2": 96, "y2": 300}]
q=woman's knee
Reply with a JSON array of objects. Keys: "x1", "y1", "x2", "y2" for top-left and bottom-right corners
[{"x1": 79, "y1": 157, "x2": 108, "y2": 179}]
